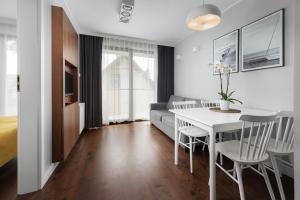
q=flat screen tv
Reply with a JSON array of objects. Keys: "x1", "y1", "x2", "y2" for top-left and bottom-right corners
[{"x1": 65, "y1": 71, "x2": 73, "y2": 96}]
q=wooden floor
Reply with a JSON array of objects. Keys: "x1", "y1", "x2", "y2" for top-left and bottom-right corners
[
  {"x1": 0, "y1": 159, "x2": 17, "y2": 200},
  {"x1": 2, "y1": 122, "x2": 294, "y2": 200}
]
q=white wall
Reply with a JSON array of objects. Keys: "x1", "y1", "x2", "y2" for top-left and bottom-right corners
[
  {"x1": 18, "y1": 0, "x2": 57, "y2": 194},
  {"x1": 40, "y1": 0, "x2": 58, "y2": 187},
  {"x1": 175, "y1": 0, "x2": 294, "y2": 112},
  {"x1": 18, "y1": 0, "x2": 41, "y2": 194},
  {"x1": 18, "y1": 0, "x2": 82, "y2": 194},
  {"x1": 293, "y1": 0, "x2": 299, "y2": 198}
]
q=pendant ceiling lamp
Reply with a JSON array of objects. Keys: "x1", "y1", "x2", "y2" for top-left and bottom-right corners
[{"x1": 186, "y1": 0, "x2": 221, "y2": 31}]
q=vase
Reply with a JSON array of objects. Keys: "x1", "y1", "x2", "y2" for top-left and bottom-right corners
[{"x1": 220, "y1": 100, "x2": 230, "y2": 111}]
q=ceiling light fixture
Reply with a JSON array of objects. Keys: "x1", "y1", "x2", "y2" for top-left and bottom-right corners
[
  {"x1": 119, "y1": 0, "x2": 135, "y2": 23},
  {"x1": 186, "y1": 0, "x2": 221, "y2": 31}
]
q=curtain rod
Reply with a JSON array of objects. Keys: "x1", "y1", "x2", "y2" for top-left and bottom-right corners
[{"x1": 80, "y1": 31, "x2": 175, "y2": 47}]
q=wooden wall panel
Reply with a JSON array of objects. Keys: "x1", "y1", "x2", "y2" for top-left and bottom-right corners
[
  {"x1": 63, "y1": 13, "x2": 78, "y2": 67},
  {"x1": 52, "y1": 6, "x2": 79, "y2": 162},
  {"x1": 52, "y1": 7, "x2": 64, "y2": 161}
]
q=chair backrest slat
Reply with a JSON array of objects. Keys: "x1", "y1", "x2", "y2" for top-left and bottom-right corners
[
  {"x1": 246, "y1": 122, "x2": 254, "y2": 160},
  {"x1": 173, "y1": 101, "x2": 197, "y2": 109},
  {"x1": 274, "y1": 117, "x2": 283, "y2": 149},
  {"x1": 239, "y1": 122, "x2": 245, "y2": 159},
  {"x1": 239, "y1": 114, "x2": 277, "y2": 162},
  {"x1": 173, "y1": 101, "x2": 197, "y2": 129},
  {"x1": 273, "y1": 111, "x2": 294, "y2": 154},
  {"x1": 256, "y1": 122, "x2": 268, "y2": 160},
  {"x1": 262, "y1": 121, "x2": 275, "y2": 157},
  {"x1": 285, "y1": 123, "x2": 294, "y2": 150},
  {"x1": 251, "y1": 122, "x2": 262, "y2": 160},
  {"x1": 281, "y1": 118, "x2": 291, "y2": 149},
  {"x1": 201, "y1": 100, "x2": 220, "y2": 108},
  {"x1": 288, "y1": 133, "x2": 295, "y2": 152}
]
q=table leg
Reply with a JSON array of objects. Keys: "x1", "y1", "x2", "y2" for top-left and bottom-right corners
[
  {"x1": 209, "y1": 128, "x2": 216, "y2": 200},
  {"x1": 174, "y1": 116, "x2": 179, "y2": 165}
]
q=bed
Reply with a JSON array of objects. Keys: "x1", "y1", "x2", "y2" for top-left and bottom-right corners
[{"x1": 0, "y1": 116, "x2": 17, "y2": 167}]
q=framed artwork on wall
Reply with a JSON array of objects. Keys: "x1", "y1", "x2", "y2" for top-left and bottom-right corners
[
  {"x1": 241, "y1": 9, "x2": 284, "y2": 72},
  {"x1": 213, "y1": 30, "x2": 239, "y2": 75}
]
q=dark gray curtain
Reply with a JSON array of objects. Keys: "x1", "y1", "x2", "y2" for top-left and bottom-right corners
[
  {"x1": 157, "y1": 45, "x2": 174, "y2": 102},
  {"x1": 80, "y1": 34, "x2": 103, "y2": 128}
]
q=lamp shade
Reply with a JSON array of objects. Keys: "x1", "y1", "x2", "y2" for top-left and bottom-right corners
[{"x1": 186, "y1": 4, "x2": 221, "y2": 31}]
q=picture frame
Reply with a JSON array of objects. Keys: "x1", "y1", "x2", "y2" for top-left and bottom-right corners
[
  {"x1": 213, "y1": 30, "x2": 239, "y2": 75},
  {"x1": 241, "y1": 9, "x2": 284, "y2": 72}
]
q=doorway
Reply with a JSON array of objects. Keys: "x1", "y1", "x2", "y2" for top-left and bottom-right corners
[{"x1": 0, "y1": 0, "x2": 18, "y2": 199}]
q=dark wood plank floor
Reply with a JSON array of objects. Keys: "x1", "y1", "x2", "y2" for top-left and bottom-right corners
[
  {"x1": 0, "y1": 159, "x2": 17, "y2": 200},
  {"x1": 2, "y1": 122, "x2": 294, "y2": 200}
]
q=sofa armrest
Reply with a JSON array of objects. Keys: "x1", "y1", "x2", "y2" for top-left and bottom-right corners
[{"x1": 150, "y1": 103, "x2": 167, "y2": 110}]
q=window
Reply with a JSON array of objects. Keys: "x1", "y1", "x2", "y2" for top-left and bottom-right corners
[
  {"x1": 102, "y1": 38, "x2": 157, "y2": 124},
  {"x1": 0, "y1": 32, "x2": 17, "y2": 116}
]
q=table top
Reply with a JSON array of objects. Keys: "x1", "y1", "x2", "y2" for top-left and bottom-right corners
[{"x1": 169, "y1": 107, "x2": 276, "y2": 127}]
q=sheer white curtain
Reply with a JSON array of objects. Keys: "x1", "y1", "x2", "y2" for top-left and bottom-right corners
[
  {"x1": 0, "y1": 20, "x2": 17, "y2": 116},
  {"x1": 102, "y1": 37, "x2": 157, "y2": 124}
]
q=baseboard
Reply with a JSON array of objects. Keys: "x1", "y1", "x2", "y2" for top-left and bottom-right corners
[{"x1": 41, "y1": 162, "x2": 59, "y2": 188}]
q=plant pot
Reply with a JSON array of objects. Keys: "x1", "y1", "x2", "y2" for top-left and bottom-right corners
[{"x1": 220, "y1": 100, "x2": 230, "y2": 111}]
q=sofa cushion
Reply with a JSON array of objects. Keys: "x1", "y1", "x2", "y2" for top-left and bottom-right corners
[
  {"x1": 150, "y1": 110, "x2": 174, "y2": 122},
  {"x1": 167, "y1": 95, "x2": 185, "y2": 110},
  {"x1": 161, "y1": 115, "x2": 175, "y2": 128}
]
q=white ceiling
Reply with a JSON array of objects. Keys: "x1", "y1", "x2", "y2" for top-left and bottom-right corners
[
  {"x1": 0, "y1": 0, "x2": 17, "y2": 19},
  {"x1": 65, "y1": 0, "x2": 242, "y2": 45}
]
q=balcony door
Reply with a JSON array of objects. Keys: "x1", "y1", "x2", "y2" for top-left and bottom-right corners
[{"x1": 102, "y1": 38, "x2": 157, "y2": 124}]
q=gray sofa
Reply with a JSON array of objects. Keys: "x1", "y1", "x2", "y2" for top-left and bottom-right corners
[{"x1": 150, "y1": 95, "x2": 202, "y2": 141}]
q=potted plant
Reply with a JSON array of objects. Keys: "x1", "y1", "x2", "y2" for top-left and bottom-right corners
[{"x1": 211, "y1": 64, "x2": 242, "y2": 110}]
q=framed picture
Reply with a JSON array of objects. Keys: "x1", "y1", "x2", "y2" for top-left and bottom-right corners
[
  {"x1": 241, "y1": 9, "x2": 284, "y2": 72},
  {"x1": 213, "y1": 30, "x2": 239, "y2": 75}
]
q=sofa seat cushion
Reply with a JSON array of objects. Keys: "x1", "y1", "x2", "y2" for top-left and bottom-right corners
[
  {"x1": 150, "y1": 110, "x2": 174, "y2": 122},
  {"x1": 167, "y1": 95, "x2": 185, "y2": 110},
  {"x1": 161, "y1": 115, "x2": 175, "y2": 128}
]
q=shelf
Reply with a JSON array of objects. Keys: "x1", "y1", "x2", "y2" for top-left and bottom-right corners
[{"x1": 65, "y1": 101, "x2": 78, "y2": 106}]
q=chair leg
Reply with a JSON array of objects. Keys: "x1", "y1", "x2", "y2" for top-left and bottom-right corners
[
  {"x1": 193, "y1": 137, "x2": 196, "y2": 152},
  {"x1": 189, "y1": 137, "x2": 193, "y2": 174},
  {"x1": 234, "y1": 131, "x2": 238, "y2": 140},
  {"x1": 208, "y1": 150, "x2": 219, "y2": 186},
  {"x1": 218, "y1": 133, "x2": 223, "y2": 165},
  {"x1": 233, "y1": 165, "x2": 237, "y2": 178},
  {"x1": 235, "y1": 162, "x2": 245, "y2": 200},
  {"x1": 202, "y1": 136, "x2": 208, "y2": 151},
  {"x1": 260, "y1": 163, "x2": 276, "y2": 200},
  {"x1": 179, "y1": 132, "x2": 182, "y2": 143},
  {"x1": 271, "y1": 156, "x2": 286, "y2": 200}
]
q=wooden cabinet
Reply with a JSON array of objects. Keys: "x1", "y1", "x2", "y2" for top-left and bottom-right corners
[
  {"x1": 63, "y1": 103, "x2": 79, "y2": 160},
  {"x1": 52, "y1": 6, "x2": 79, "y2": 162},
  {"x1": 63, "y1": 15, "x2": 78, "y2": 67}
]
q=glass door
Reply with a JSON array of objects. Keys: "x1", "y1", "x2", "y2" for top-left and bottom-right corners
[
  {"x1": 102, "y1": 50, "x2": 131, "y2": 123},
  {"x1": 102, "y1": 38, "x2": 157, "y2": 124},
  {"x1": 132, "y1": 51, "x2": 157, "y2": 120}
]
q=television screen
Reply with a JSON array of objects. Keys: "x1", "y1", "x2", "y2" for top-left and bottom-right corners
[{"x1": 65, "y1": 72, "x2": 73, "y2": 96}]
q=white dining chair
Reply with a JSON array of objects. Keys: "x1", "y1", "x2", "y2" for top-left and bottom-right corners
[
  {"x1": 201, "y1": 100, "x2": 225, "y2": 165},
  {"x1": 200, "y1": 99, "x2": 220, "y2": 108},
  {"x1": 241, "y1": 111, "x2": 294, "y2": 200},
  {"x1": 173, "y1": 101, "x2": 209, "y2": 173},
  {"x1": 200, "y1": 100, "x2": 221, "y2": 151},
  {"x1": 215, "y1": 114, "x2": 277, "y2": 200},
  {"x1": 265, "y1": 111, "x2": 294, "y2": 200}
]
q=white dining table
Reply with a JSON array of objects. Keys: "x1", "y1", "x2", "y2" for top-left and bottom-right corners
[{"x1": 169, "y1": 106, "x2": 276, "y2": 200}]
